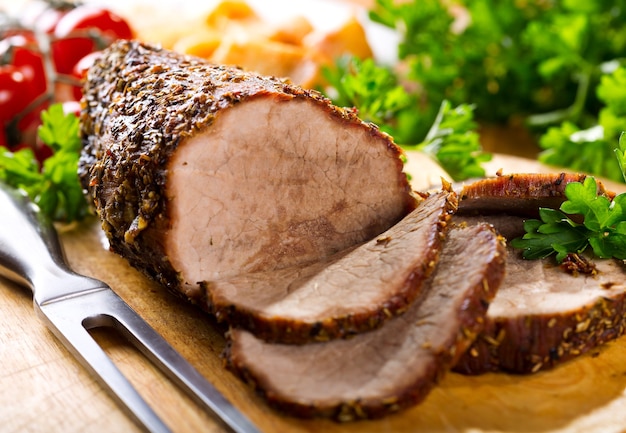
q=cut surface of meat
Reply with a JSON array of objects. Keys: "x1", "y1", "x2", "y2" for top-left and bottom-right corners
[
  {"x1": 79, "y1": 41, "x2": 416, "y2": 304},
  {"x1": 203, "y1": 190, "x2": 457, "y2": 343},
  {"x1": 454, "y1": 213, "x2": 626, "y2": 374},
  {"x1": 226, "y1": 224, "x2": 506, "y2": 420},
  {"x1": 166, "y1": 96, "x2": 416, "y2": 290},
  {"x1": 458, "y1": 172, "x2": 613, "y2": 217}
]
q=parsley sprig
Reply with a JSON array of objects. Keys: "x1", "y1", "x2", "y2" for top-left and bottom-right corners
[
  {"x1": 416, "y1": 100, "x2": 491, "y2": 181},
  {"x1": 322, "y1": 1, "x2": 626, "y2": 183},
  {"x1": 510, "y1": 177, "x2": 626, "y2": 261},
  {"x1": 367, "y1": 0, "x2": 626, "y2": 131},
  {"x1": 512, "y1": 134, "x2": 626, "y2": 262},
  {"x1": 321, "y1": 56, "x2": 413, "y2": 137},
  {"x1": 0, "y1": 103, "x2": 87, "y2": 222},
  {"x1": 538, "y1": 65, "x2": 626, "y2": 183}
]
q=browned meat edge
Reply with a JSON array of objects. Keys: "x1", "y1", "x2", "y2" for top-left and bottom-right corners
[
  {"x1": 455, "y1": 214, "x2": 626, "y2": 375},
  {"x1": 454, "y1": 293, "x2": 626, "y2": 374},
  {"x1": 458, "y1": 172, "x2": 614, "y2": 218}
]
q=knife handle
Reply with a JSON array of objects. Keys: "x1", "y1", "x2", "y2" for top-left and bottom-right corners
[{"x1": 0, "y1": 182, "x2": 96, "y2": 302}]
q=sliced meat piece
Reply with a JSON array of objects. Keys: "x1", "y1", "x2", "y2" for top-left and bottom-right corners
[
  {"x1": 79, "y1": 41, "x2": 416, "y2": 305},
  {"x1": 202, "y1": 190, "x2": 457, "y2": 343},
  {"x1": 454, "y1": 214, "x2": 626, "y2": 374},
  {"x1": 225, "y1": 224, "x2": 506, "y2": 420},
  {"x1": 458, "y1": 172, "x2": 613, "y2": 217}
]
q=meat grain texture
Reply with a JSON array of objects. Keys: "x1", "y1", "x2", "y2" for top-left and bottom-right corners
[{"x1": 79, "y1": 40, "x2": 419, "y2": 343}]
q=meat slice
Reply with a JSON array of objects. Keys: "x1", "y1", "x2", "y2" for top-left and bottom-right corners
[
  {"x1": 202, "y1": 190, "x2": 456, "y2": 343},
  {"x1": 454, "y1": 214, "x2": 626, "y2": 374},
  {"x1": 453, "y1": 173, "x2": 626, "y2": 374},
  {"x1": 458, "y1": 172, "x2": 613, "y2": 217},
  {"x1": 79, "y1": 41, "x2": 416, "y2": 308},
  {"x1": 225, "y1": 224, "x2": 506, "y2": 420}
]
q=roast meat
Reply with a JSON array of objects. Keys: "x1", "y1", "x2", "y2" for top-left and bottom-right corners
[
  {"x1": 458, "y1": 172, "x2": 613, "y2": 218},
  {"x1": 79, "y1": 40, "x2": 417, "y2": 335}
]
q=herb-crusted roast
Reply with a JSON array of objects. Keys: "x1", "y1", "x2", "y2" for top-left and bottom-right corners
[{"x1": 78, "y1": 40, "x2": 417, "y2": 340}]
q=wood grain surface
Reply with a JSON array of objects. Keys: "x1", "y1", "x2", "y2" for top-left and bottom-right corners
[{"x1": 3, "y1": 152, "x2": 626, "y2": 433}]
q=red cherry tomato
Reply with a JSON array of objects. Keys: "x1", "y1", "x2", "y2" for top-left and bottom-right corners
[
  {"x1": 0, "y1": 65, "x2": 31, "y2": 123},
  {"x1": 0, "y1": 35, "x2": 47, "y2": 101},
  {"x1": 54, "y1": 5, "x2": 133, "y2": 40},
  {"x1": 0, "y1": 5, "x2": 132, "y2": 155},
  {"x1": 51, "y1": 37, "x2": 95, "y2": 75},
  {"x1": 70, "y1": 50, "x2": 102, "y2": 100},
  {"x1": 0, "y1": 32, "x2": 52, "y2": 146},
  {"x1": 52, "y1": 5, "x2": 132, "y2": 75},
  {"x1": 72, "y1": 50, "x2": 102, "y2": 78}
]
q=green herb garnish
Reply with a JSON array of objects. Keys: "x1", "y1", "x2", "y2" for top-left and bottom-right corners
[
  {"x1": 321, "y1": 56, "x2": 412, "y2": 138},
  {"x1": 368, "y1": 0, "x2": 626, "y2": 129},
  {"x1": 0, "y1": 103, "x2": 87, "y2": 222},
  {"x1": 321, "y1": 1, "x2": 626, "y2": 183},
  {"x1": 415, "y1": 100, "x2": 491, "y2": 181},
  {"x1": 538, "y1": 65, "x2": 626, "y2": 183},
  {"x1": 511, "y1": 176, "x2": 626, "y2": 262}
]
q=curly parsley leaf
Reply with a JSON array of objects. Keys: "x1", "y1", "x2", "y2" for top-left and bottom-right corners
[
  {"x1": 511, "y1": 177, "x2": 626, "y2": 261},
  {"x1": 368, "y1": 0, "x2": 626, "y2": 127},
  {"x1": 414, "y1": 101, "x2": 491, "y2": 181},
  {"x1": 321, "y1": 56, "x2": 414, "y2": 140},
  {"x1": 362, "y1": 0, "x2": 626, "y2": 183},
  {"x1": 560, "y1": 179, "x2": 615, "y2": 230},
  {"x1": 0, "y1": 103, "x2": 87, "y2": 222},
  {"x1": 510, "y1": 209, "x2": 591, "y2": 262},
  {"x1": 38, "y1": 104, "x2": 82, "y2": 153}
]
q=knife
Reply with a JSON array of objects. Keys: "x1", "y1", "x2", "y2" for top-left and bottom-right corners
[{"x1": 0, "y1": 182, "x2": 260, "y2": 433}]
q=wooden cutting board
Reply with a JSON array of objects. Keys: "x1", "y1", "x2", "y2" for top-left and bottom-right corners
[{"x1": 2, "y1": 152, "x2": 626, "y2": 433}]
